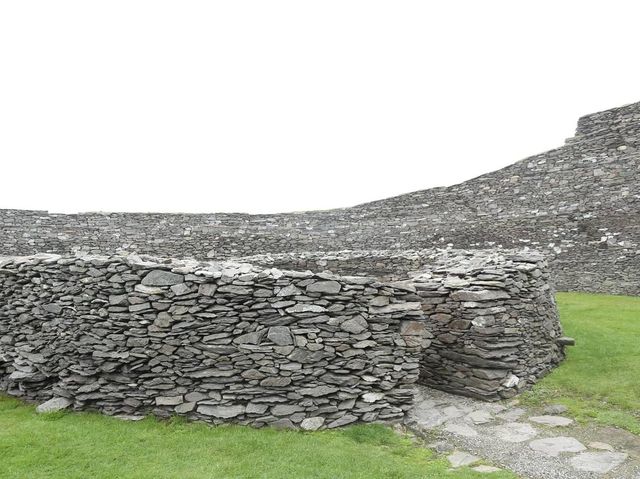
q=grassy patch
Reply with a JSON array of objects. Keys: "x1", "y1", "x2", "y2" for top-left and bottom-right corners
[
  {"x1": 0, "y1": 395, "x2": 513, "y2": 479},
  {"x1": 522, "y1": 292, "x2": 640, "y2": 434}
]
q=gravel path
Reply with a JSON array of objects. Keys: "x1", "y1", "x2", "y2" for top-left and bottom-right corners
[{"x1": 405, "y1": 386, "x2": 640, "y2": 478}]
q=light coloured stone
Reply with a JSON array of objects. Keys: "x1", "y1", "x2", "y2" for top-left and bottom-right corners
[
  {"x1": 448, "y1": 451, "x2": 481, "y2": 468},
  {"x1": 340, "y1": 315, "x2": 368, "y2": 334},
  {"x1": 36, "y1": 397, "x2": 72, "y2": 413},
  {"x1": 472, "y1": 465, "x2": 502, "y2": 473},
  {"x1": 529, "y1": 436, "x2": 586, "y2": 457},
  {"x1": 198, "y1": 404, "x2": 246, "y2": 418},
  {"x1": 155, "y1": 395, "x2": 183, "y2": 406},
  {"x1": 362, "y1": 392, "x2": 384, "y2": 403},
  {"x1": 141, "y1": 270, "x2": 183, "y2": 286},
  {"x1": 301, "y1": 417, "x2": 325, "y2": 431},
  {"x1": 466, "y1": 409, "x2": 493, "y2": 425},
  {"x1": 445, "y1": 422, "x2": 478, "y2": 437},
  {"x1": 493, "y1": 422, "x2": 537, "y2": 443},
  {"x1": 588, "y1": 442, "x2": 614, "y2": 451},
  {"x1": 306, "y1": 281, "x2": 341, "y2": 294},
  {"x1": 570, "y1": 452, "x2": 628, "y2": 473},
  {"x1": 529, "y1": 415, "x2": 573, "y2": 427}
]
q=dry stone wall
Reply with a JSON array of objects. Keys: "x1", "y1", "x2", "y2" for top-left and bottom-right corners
[
  {"x1": 1, "y1": 102, "x2": 639, "y2": 295},
  {"x1": 0, "y1": 253, "x2": 427, "y2": 428},
  {"x1": 237, "y1": 248, "x2": 566, "y2": 400}
]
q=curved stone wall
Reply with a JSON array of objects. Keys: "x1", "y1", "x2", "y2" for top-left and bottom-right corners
[
  {"x1": 1, "y1": 102, "x2": 639, "y2": 295},
  {"x1": 0, "y1": 249, "x2": 564, "y2": 422},
  {"x1": 236, "y1": 249, "x2": 566, "y2": 400},
  {"x1": 0, "y1": 254, "x2": 426, "y2": 428}
]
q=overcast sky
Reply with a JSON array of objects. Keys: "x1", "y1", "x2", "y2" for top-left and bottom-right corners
[{"x1": 1, "y1": 1, "x2": 639, "y2": 214}]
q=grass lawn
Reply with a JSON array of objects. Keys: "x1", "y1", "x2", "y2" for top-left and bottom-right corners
[
  {"x1": 0, "y1": 395, "x2": 514, "y2": 479},
  {"x1": 523, "y1": 292, "x2": 640, "y2": 434}
]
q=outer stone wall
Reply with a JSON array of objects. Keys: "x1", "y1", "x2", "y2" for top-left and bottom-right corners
[
  {"x1": 0, "y1": 254, "x2": 427, "y2": 428},
  {"x1": 236, "y1": 249, "x2": 566, "y2": 400},
  {"x1": 1, "y1": 102, "x2": 639, "y2": 295}
]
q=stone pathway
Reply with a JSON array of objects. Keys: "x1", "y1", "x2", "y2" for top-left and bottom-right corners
[{"x1": 405, "y1": 386, "x2": 640, "y2": 478}]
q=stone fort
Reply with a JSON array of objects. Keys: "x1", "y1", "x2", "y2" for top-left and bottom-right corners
[{"x1": 0, "y1": 101, "x2": 636, "y2": 429}]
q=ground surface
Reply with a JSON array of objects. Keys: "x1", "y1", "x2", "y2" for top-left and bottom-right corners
[
  {"x1": 0, "y1": 395, "x2": 514, "y2": 479},
  {"x1": 406, "y1": 386, "x2": 639, "y2": 478},
  {"x1": 0, "y1": 292, "x2": 637, "y2": 478},
  {"x1": 523, "y1": 292, "x2": 640, "y2": 435}
]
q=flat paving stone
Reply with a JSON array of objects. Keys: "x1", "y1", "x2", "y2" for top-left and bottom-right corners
[
  {"x1": 493, "y1": 422, "x2": 538, "y2": 443},
  {"x1": 445, "y1": 422, "x2": 478, "y2": 437},
  {"x1": 529, "y1": 436, "x2": 586, "y2": 457},
  {"x1": 544, "y1": 404, "x2": 568, "y2": 415},
  {"x1": 413, "y1": 407, "x2": 447, "y2": 428},
  {"x1": 467, "y1": 409, "x2": 493, "y2": 425},
  {"x1": 496, "y1": 408, "x2": 526, "y2": 421},
  {"x1": 529, "y1": 415, "x2": 574, "y2": 427},
  {"x1": 472, "y1": 465, "x2": 503, "y2": 473},
  {"x1": 589, "y1": 441, "x2": 615, "y2": 451},
  {"x1": 443, "y1": 405, "x2": 465, "y2": 419},
  {"x1": 570, "y1": 451, "x2": 628, "y2": 473},
  {"x1": 448, "y1": 451, "x2": 481, "y2": 468}
]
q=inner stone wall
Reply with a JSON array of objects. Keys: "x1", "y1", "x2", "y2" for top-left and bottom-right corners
[
  {"x1": 1, "y1": 101, "x2": 639, "y2": 295},
  {"x1": 0, "y1": 254, "x2": 427, "y2": 428}
]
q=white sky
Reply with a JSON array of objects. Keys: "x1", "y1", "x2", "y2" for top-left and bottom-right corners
[{"x1": 1, "y1": 1, "x2": 639, "y2": 214}]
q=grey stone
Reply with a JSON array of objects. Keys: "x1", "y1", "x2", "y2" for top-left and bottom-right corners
[
  {"x1": 198, "y1": 283, "x2": 217, "y2": 296},
  {"x1": 155, "y1": 395, "x2": 183, "y2": 406},
  {"x1": 198, "y1": 405, "x2": 245, "y2": 418},
  {"x1": 445, "y1": 422, "x2": 478, "y2": 437},
  {"x1": 570, "y1": 452, "x2": 628, "y2": 473},
  {"x1": 277, "y1": 284, "x2": 302, "y2": 297},
  {"x1": 298, "y1": 385, "x2": 339, "y2": 397},
  {"x1": 170, "y1": 283, "x2": 191, "y2": 295},
  {"x1": 326, "y1": 414, "x2": 358, "y2": 428},
  {"x1": 260, "y1": 377, "x2": 291, "y2": 387},
  {"x1": 529, "y1": 436, "x2": 586, "y2": 456},
  {"x1": 142, "y1": 270, "x2": 184, "y2": 286},
  {"x1": 233, "y1": 330, "x2": 265, "y2": 345},
  {"x1": 466, "y1": 409, "x2": 492, "y2": 425},
  {"x1": 472, "y1": 465, "x2": 502, "y2": 473},
  {"x1": 271, "y1": 404, "x2": 304, "y2": 416},
  {"x1": 285, "y1": 304, "x2": 326, "y2": 314},
  {"x1": 529, "y1": 415, "x2": 573, "y2": 427},
  {"x1": 543, "y1": 404, "x2": 568, "y2": 415},
  {"x1": 306, "y1": 281, "x2": 341, "y2": 294},
  {"x1": 42, "y1": 304, "x2": 63, "y2": 314},
  {"x1": 451, "y1": 290, "x2": 510, "y2": 301},
  {"x1": 588, "y1": 442, "x2": 614, "y2": 451},
  {"x1": 267, "y1": 326, "x2": 293, "y2": 346},
  {"x1": 340, "y1": 316, "x2": 368, "y2": 334},
  {"x1": 36, "y1": 397, "x2": 72, "y2": 413},
  {"x1": 447, "y1": 451, "x2": 481, "y2": 468},
  {"x1": 370, "y1": 302, "x2": 421, "y2": 313},
  {"x1": 300, "y1": 417, "x2": 325, "y2": 431},
  {"x1": 493, "y1": 422, "x2": 537, "y2": 443},
  {"x1": 175, "y1": 402, "x2": 196, "y2": 414},
  {"x1": 270, "y1": 418, "x2": 296, "y2": 429}
]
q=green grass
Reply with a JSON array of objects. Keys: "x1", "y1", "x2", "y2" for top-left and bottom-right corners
[
  {"x1": 0, "y1": 395, "x2": 513, "y2": 479},
  {"x1": 522, "y1": 292, "x2": 640, "y2": 434}
]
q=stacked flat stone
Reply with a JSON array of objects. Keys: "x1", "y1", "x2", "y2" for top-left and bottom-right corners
[
  {"x1": 411, "y1": 250, "x2": 564, "y2": 400},
  {"x1": 236, "y1": 248, "x2": 565, "y2": 400},
  {"x1": 0, "y1": 253, "x2": 428, "y2": 428}
]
